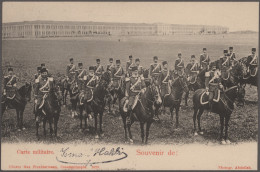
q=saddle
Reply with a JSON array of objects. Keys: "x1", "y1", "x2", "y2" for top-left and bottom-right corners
[
  {"x1": 6, "y1": 89, "x2": 16, "y2": 99},
  {"x1": 249, "y1": 66, "x2": 258, "y2": 77},
  {"x1": 221, "y1": 68, "x2": 230, "y2": 80},
  {"x1": 200, "y1": 89, "x2": 221, "y2": 105},
  {"x1": 83, "y1": 88, "x2": 94, "y2": 103},
  {"x1": 123, "y1": 95, "x2": 140, "y2": 112},
  {"x1": 188, "y1": 74, "x2": 198, "y2": 84},
  {"x1": 38, "y1": 93, "x2": 48, "y2": 109}
]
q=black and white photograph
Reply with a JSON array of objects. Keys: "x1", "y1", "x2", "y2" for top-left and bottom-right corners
[{"x1": 1, "y1": 1, "x2": 258, "y2": 170}]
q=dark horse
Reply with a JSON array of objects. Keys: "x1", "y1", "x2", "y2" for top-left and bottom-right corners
[
  {"x1": 119, "y1": 81, "x2": 162, "y2": 144},
  {"x1": 2, "y1": 82, "x2": 32, "y2": 131},
  {"x1": 184, "y1": 69, "x2": 206, "y2": 106},
  {"x1": 79, "y1": 72, "x2": 111, "y2": 138},
  {"x1": 159, "y1": 75, "x2": 189, "y2": 128},
  {"x1": 36, "y1": 84, "x2": 61, "y2": 138},
  {"x1": 192, "y1": 85, "x2": 245, "y2": 144},
  {"x1": 239, "y1": 57, "x2": 258, "y2": 87}
]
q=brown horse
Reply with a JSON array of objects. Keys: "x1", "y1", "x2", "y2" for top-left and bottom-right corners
[
  {"x1": 192, "y1": 85, "x2": 245, "y2": 144},
  {"x1": 119, "y1": 81, "x2": 162, "y2": 144},
  {"x1": 35, "y1": 85, "x2": 61, "y2": 139},
  {"x1": 2, "y1": 82, "x2": 32, "y2": 131}
]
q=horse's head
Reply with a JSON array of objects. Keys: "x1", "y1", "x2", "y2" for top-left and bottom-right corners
[
  {"x1": 172, "y1": 76, "x2": 189, "y2": 93},
  {"x1": 236, "y1": 83, "x2": 246, "y2": 106},
  {"x1": 149, "y1": 81, "x2": 162, "y2": 105},
  {"x1": 100, "y1": 72, "x2": 111, "y2": 85},
  {"x1": 143, "y1": 69, "x2": 149, "y2": 79},
  {"x1": 24, "y1": 82, "x2": 32, "y2": 102}
]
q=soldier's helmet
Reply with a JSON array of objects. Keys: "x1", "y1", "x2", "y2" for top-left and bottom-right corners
[{"x1": 252, "y1": 48, "x2": 256, "y2": 52}]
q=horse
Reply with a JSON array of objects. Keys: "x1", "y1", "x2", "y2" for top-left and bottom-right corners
[
  {"x1": 192, "y1": 84, "x2": 245, "y2": 144},
  {"x1": 2, "y1": 82, "x2": 32, "y2": 131},
  {"x1": 35, "y1": 84, "x2": 61, "y2": 138},
  {"x1": 239, "y1": 57, "x2": 258, "y2": 87},
  {"x1": 119, "y1": 81, "x2": 162, "y2": 144},
  {"x1": 79, "y1": 72, "x2": 111, "y2": 138},
  {"x1": 184, "y1": 69, "x2": 206, "y2": 106},
  {"x1": 159, "y1": 74, "x2": 189, "y2": 128}
]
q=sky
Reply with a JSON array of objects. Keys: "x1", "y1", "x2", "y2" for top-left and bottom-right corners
[{"x1": 2, "y1": 2, "x2": 259, "y2": 32}]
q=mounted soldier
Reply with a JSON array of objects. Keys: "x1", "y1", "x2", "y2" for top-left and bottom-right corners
[
  {"x1": 246, "y1": 48, "x2": 258, "y2": 76},
  {"x1": 34, "y1": 68, "x2": 54, "y2": 122},
  {"x1": 125, "y1": 66, "x2": 146, "y2": 124},
  {"x1": 126, "y1": 55, "x2": 135, "y2": 77},
  {"x1": 34, "y1": 67, "x2": 42, "y2": 80},
  {"x1": 81, "y1": 66, "x2": 99, "y2": 108},
  {"x1": 135, "y1": 58, "x2": 144, "y2": 77},
  {"x1": 66, "y1": 58, "x2": 76, "y2": 84},
  {"x1": 200, "y1": 48, "x2": 210, "y2": 70},
  {"x1": 186, "y1": 55, "x2": 200, "y2": 84},
  {"x1": 3, "y1": 67, "x2": 17, "y2": 102},
  {"x1": 228, "y1": 47, "x2": 236, "y2": 66},
  {"x1": 111, "y1": 60, "x2": 125, "y2": 90},
  {"x1": 94, "y1": 59, "x2": 104, "y2": 79},
  {"x1": 205, "y1": 63, "x2": 223, "y2": 114},
  {"x1": 174, "y1": 52, "x2": 185, "y2": 78},
  {"x1": 75, "y1": 62, "x2": 86, "y2": 93},
  {"x1": 158, "y1": 61, "x2": 172, "y2": 99},
  {"x1": 149, "y1": 56, "x2": 161, "y2": 84},
  {"x1": 219, "y1": 49, "x2": 231, "y2": 80}
]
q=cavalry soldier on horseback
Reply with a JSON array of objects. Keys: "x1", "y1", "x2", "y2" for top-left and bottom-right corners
[
  {"x1": 76, "y1": 62, "x2": 86, "y2": 91},
  {"x1": 158, "y1": 61, "x2": 172, "y2": 99},
  {"x1": 3, "y1": 67, "x2": 17, "y2": 102},
  {"x1": 94, "y1": 59, "x2": 104, "y2": 78},
  {"x1": 149, "y1": 56, "x2": 161, "y2": 84},
  {"x1": 80, "y1": 66, "x2": 99, "y2": 106},
  {"x1": 246, "y1": 48, "x2": 258, "y2": 76},
  {"x1": 66, "y1": 58, "x2": 76, "y2": 83},
  {"x1": 125, "y1": 66, "x2": 146, "y2": 124},
  {"x1": 106, "y1": 58, "x2": 115, "y2": 72},
  {"x1": 111, "y1": 60, "x2": 125, "y2": 90},
  {"x1": 200, "y1": 48, "x2": 210, "y2": 70},
  {"x1": 228, "y1": 47, "x2": 236, "y2": 66},
  {"x1": 135, "y1": 58, "x2": 144, "y2": 77},
  {"x1": 174, "y1": 52, "x2": 185, "y2": 77},
  {"x1": 34, "y1": 68, "x2": 54, "y2": 122},
  {"x1": 205, "y1": 63, "x2": 223, "y2": 113},
  {"x1": 186, "y1": 55, "x2": 200, "y2": 84},
  {"x1": 126, "y1": 55, "x2": 135, "y2": 77},
  {"x1": 34, "y1": 67, "x2": 42, "y2": 80},
  {"x1": 219, "y1": 50, "x2": 231, "y2": 80}
]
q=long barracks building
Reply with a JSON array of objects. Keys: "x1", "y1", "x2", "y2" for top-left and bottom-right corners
[{"x1": 2, "y1": 21, "x2": 229, "y2": 39}]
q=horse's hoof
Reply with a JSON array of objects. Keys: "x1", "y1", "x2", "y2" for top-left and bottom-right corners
[
  {"x1": 226, "y1": 139, "x2": 231, "y2": 144},
  {"x1": 129, "y1": 139, "x2": 134, "y2": 144},
  {"x1": 94, "y1": 135, "x2": 99, "y2": 139},
  {"x1": 22, "y1": 127, "x2": 26, "y2": 130},
  {"x1": 194, "y1": 132, "x2": 198, "y2": 136},
  {"x1": 17, "y1": 129, "x2": 21, "y2": 132},
  {"x1": 221, "y1": 139, "x2": 226, "y2": 145},
  {"x1": 199, "y1": 131, "x2": 204, "y2": 135}
]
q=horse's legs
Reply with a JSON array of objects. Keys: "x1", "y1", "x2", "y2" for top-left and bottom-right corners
[
  {"x1": 79, "y1": 106, "x2": 83, "y2": 131},
  {"x1": 127, "y1": 122, "x2": 134, "y2": 143},
  {"x1": 140, "y1": 123, "x2": 145, "y2": 144},
  {"x1": 36, "y1": 122, "x2": 39, "y2": 137},
  {"x1": 193, "y1": 107, "x2": 199, "y2": 135},
  {"x1": 197, "y1": 108, "x2": 204, "y2": 133},
  {"x1": 94, "y1": 113, "x2": 99, "y2": 139},
  {"x1": 99, "y1": 112, "x2": 103, "y2": 135},
  {"x1": 145, "y1": 122, "x2": 152, "y2": 144},
  {"x1": 170, "y1": 107, "x2": 174, "y2": 123},
  {"x1": 184, "y1": 90, "x2": 189, "y2": 106},
  {"x1": 122, "y1": 115, "x2": 128, "y2": 142},
  {"x1": 220, "y1": 115, "x2": 224, "y2": 142},
  {"x1": 49, "y1": 117, "x2": 54, "y2": 136},
  {"x1": 2, "y1": 103, "x2": 6, "y2": 117},
  {"x1": 43, "y1": 118, "x2": 47, "y2": 137},
  {"x1": 224, "y1": 114, "x2": 231, "y2": 143},
  {"x1": 175, "y1": 106, "x2": 180, "y2": 128},
  {"x1": 20, "y1": 108, "x2": 26, "y2": 130},
  {"x1": 16, "y1": 109, "x2": 21, "y2": 131},
  {"x1": 64, "y1": 90, "x2": 68, "y2": 105},
  {"x1": 54, "y1": 115, "x2": 59, "y2": 137}
]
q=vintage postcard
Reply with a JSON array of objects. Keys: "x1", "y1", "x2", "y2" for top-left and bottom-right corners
[{"x1": 1, "y1": 1, "x2": 258, "y2": 170}]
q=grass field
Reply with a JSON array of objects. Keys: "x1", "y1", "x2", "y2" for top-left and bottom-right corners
[{"x1": 1, "y1": 33, "x2": 258, "y2": 144}]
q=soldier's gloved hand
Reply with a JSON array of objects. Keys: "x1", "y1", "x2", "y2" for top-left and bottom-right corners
[
  {"x1": 34, "y1": 99, "x2": 38, "y2": 104},
  {"x1": 3, "y1": 90, "x2": 6, "y2": 95}
]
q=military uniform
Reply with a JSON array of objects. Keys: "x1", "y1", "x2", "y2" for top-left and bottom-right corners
[
  {"x1": 158, "y1": 69, "x2": 172, "y2": 98},
  {"x1": 75, "y1": 68, "x2": 87, "y2": 91},
  {"x1": 94, "y1": 64, "x2": 104, "y2": 78},
  {"x1": 186, "y1": 61, "x2": 199, "y2": 84},
  {"x1": 149, "y1": 63, "x2": 161, "y2": 83},
  {"x1": 111, "y1": 65, "x2": 124, "y2": 89},
  {"x1": 175, "y1": 58, "x2": 185, "y2": 76},
  {"x1": 219, "y1": 55, "x2": 231, "y2": 79},
  {"x1": 66, "y1": 63, "x2": 76, "y2": 83},
  {"x1": 34, "y1": 75, "x2": 54, "y2": 114},
  {"x1": 125, "y1": 75, "x2": 146, "y2": 110},
  {"x1": 205, "y1": 69, "x2": 222, "y2": 103},
  {"x1": 228, "y1": 51, "x2": 236, "y2": 66},
  {"x1": 81, "y1": 74, "x2": 99, "y2": 103},
  {"x1": 126, "y1": 60, "x2": 134, "y2": 77},
  {"x1": 137, "y1": 65, "x2": 144, "y2": 77},
  {"x1": 200, "y1": 53, "x2": 210, "y2": 70},
  {"x1": 3, "y1": 74, "x2": 17, "y2": 99},
  {"x1": 247, "y1": 53, "x2": 258, "y2": 76}
]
